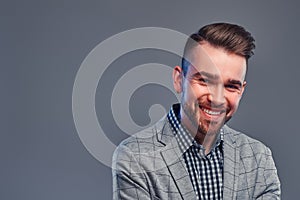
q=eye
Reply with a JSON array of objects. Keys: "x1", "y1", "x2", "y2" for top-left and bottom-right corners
[
  {"x1": 225, "y1": 84, "x2": 241, "y2": 91},
  {"x1": 198, "y1": 78, "x2": 210, "y2": 84}
]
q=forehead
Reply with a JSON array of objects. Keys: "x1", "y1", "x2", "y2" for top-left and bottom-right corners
[{"x1": 186, "y1": 43, "x2": 247, "y2": 81}]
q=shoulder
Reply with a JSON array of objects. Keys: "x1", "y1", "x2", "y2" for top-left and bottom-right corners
[
  {"x1": 223, "y1": 125, "x2": 273, "y2": 158},
  {"x1": 114, "y1": 117, "x2": 168, "y2": 155},
  {"x1": 112, "y1": 117, "x2": 170, "y2": 172}
]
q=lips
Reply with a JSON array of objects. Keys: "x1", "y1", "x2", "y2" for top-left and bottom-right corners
[
  {"x1": 202, "y1": 108, "x2": 222, "y2": 115},
  {"x1": 199, "y1": 105, "x2": 226, "y2": 119}
]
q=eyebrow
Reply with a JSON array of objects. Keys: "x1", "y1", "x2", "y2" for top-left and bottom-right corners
[
  {"x1": 192, "y1": 71, "x2": 219, "y2": 80},
  {"x1": 227, "y1": 79, "x2": 242, "y2": 87},
  {"x1": 192, "y1": 71, "x2": 243, "y2": 87}
]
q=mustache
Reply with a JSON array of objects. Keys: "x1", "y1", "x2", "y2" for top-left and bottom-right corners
[{"x1": 196, "y1": 101, "x2": 227, "y2": 111}]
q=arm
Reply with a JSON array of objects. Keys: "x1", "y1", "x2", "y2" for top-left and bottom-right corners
[
  {"x1": 256, "y1": 147, "x2": 281, "y2": 199},
  {"x1": 112, "y1": 145, "x2": 152, "y2": 200}
]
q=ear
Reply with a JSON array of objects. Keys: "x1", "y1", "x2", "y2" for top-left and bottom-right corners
[{"x1": 173, "y1": 66, "x2": 183, "y2": 93}]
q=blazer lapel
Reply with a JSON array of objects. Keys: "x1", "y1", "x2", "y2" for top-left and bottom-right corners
[
  {"x1": 155, "y1": 119, "x2": 240, "y2": 199},
  {"x1": 223, "y1": 125, "x2": 240, "y2": 200},
  {"x1": 157, "y1": 118, "x2": 196, "y2": 200}
]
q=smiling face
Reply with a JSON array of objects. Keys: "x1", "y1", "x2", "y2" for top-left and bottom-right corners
[{"x1": 173, "y1": 42, "x2": 247, "y2": 140}]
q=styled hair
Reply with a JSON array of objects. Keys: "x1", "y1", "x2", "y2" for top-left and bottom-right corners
[{"x1": 182, "y1": 22, "x2": 256, "y2": 75}]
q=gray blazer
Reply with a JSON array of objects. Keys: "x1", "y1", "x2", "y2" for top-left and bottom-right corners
[{"x1": 112, "y1": 117, "x2": 281, "y2": 199}]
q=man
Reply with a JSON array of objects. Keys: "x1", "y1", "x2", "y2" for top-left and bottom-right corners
[{"x1": 112, "y1": 23, "x2": 281, "y2": 199}]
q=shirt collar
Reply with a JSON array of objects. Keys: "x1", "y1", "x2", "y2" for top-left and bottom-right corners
[{"x1": 167, "y1": 103, "x2": 223, "y2": 153}]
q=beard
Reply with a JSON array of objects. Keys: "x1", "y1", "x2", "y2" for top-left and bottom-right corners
[{"x1": 181, "y1": 99, "x2": 228, "y2": 137}]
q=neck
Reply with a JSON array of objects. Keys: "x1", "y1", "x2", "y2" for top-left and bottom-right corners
[{"x1": 180, "y1": 112, "x2": 220, "y2": 155}]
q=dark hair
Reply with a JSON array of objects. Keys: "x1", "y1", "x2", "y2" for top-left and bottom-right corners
[{"x1": 182, "y1": 22, "x2": 256, "y2": 75}]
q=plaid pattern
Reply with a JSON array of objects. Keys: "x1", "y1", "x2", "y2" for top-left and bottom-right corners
[
  {"x1": 112, "y1": 104, "x2": 281, "y2": 199},
  {"x1": 167, "y1": 104, "x2": 224, "y2": 200}
]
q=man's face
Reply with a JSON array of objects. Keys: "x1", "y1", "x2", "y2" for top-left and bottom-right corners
[{"x1": 173, "y1": 42, "x2": 247, "y2": 136}]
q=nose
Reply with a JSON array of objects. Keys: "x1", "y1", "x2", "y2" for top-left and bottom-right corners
[{"x1": 207, "y1": 84, "x2": 225, "y2": 106}]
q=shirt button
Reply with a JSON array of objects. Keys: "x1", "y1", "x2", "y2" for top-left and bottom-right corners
[{"x1": 199, "y1": 148, "x2": 205, "y2": 158}]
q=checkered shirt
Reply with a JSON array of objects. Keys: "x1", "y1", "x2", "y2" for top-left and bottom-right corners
[{"x1": 167, "y1": 104, "x2": 224, "y2": 200}]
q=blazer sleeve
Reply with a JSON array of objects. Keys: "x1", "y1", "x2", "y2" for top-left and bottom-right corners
[
  {"x1": 255, "y1": 147, "x2": 281, "y2": 199},
  {"x1": 112, "y1": 145, "x2": 153, "y2": 200}
]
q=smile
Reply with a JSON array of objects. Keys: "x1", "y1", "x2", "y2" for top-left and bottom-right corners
[
  {"x1": 202, "y1": 108, "x2": 222, "y2": 115},
  {"x1": 199, "y1": 105, "x2": 226, "y2": 118}
]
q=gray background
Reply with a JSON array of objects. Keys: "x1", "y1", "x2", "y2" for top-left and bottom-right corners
[{"x1": 2, "y1": 0, "x2": 299, "y2": 199}]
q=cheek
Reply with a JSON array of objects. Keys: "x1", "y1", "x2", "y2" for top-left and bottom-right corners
[
  {"x1": 227, "y1": 95, "x2": 242, "y2": 111},
  {"x1": 189, "y1": 83, "x2": 209, "y2": 98},
  {"x1": 183, "y1": 83, "x2": 201, "y2": 100}
]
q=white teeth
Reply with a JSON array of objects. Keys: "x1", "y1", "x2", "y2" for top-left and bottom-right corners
[{"x1": 203, "y1": 108, "x2": 221, "y2": 115}]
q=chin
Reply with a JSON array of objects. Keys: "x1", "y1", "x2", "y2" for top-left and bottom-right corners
[{"x1": 202, "y1": 118, "x2": 226, "y2": 135}]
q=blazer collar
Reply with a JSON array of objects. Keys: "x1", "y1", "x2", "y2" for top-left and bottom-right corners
[
  {"x1": 157, "y1": 118, "x2": 240, "y2": 200},
  {"x1": 222, "y1": 124, "x2": 240, "y2": 200},
  {"x1": 157, "y1": 117, "x2": 197, "y2": 200}
]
